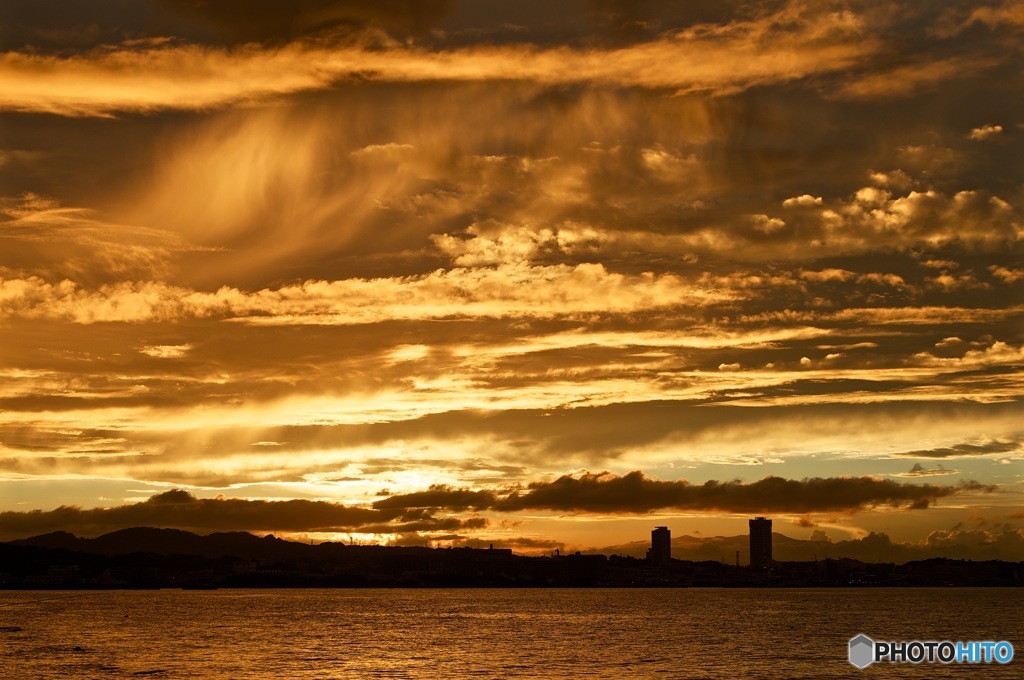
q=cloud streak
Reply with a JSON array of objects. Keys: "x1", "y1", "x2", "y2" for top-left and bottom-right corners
[
  {"x1": 0, "y1": 266, "x2": 729, "y2": 325},
  {"x1": 899, "y1": 438, "x2": 1023, "y2": 459},
  {"x1": 0, "y1": 10, "x2": 877, "y2": 116}
]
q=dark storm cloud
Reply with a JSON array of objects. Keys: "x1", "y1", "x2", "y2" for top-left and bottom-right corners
[
  {"x1": 375, "y1": 471, "x2": 994, "y2": 514},
  {"x1": 0, "y1": 1, "x2": 174, "y2": 52},
  {"x1": 0, "y1": 489, "x2": 485, "y2": 539},
  {"x1": 505, "y1": 473, "x2": 998, "y2": 513},
  {"x1": 156, "y1": 0, "x2": 453, "y2": 44},
  {"x1": 585, "y1": 0, "x2": 753, "y2": 33},
  {"x1": 375, "y1": 487, "x2": 499, "y2": 512},
  {"x1": 0, "y1": 0, "x2": 453, "y2": 52}
]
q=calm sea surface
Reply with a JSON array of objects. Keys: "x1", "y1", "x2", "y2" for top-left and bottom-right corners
[{"x1": 1, "y1": 588, "x2": 1021, "y2": 678}]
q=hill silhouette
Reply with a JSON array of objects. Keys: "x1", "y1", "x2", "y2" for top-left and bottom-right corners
[{"x1": 12, "y1": 527, "x2": 319, "y2": 561}]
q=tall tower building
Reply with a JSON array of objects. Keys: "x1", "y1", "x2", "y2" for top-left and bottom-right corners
[
  {"x1": 648, "y1": 526, "x2": 671, "y2": 565},
  {"x1": 749, "y1": 517, "x2": 772, "y2": 569}
]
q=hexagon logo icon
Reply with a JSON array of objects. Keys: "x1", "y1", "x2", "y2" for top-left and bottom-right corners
[{"x1": 849, "y1": 634, "x2": 875, "y2": 669}]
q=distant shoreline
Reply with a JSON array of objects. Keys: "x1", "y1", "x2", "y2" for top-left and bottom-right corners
[
  {"x1": 4, "y1": 527, "x2": 1021, "y2": 589},
  {"x1": 4, "y1": 583, "x2": 1024, "y2": 591}
]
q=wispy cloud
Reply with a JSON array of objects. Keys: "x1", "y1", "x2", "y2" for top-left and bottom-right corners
[
  {"x1": 0, "y1": 8, "x2": 877, "y2": 116},
  {"x1": 891, "y1": 463, "x2": 960, "y2": 478},
  {"x1": 835, "y1": 57, "x2": 998, "y2": 99},
  {"x1": 898, "y1": 437, "x2": 1023, "y2": 459}
]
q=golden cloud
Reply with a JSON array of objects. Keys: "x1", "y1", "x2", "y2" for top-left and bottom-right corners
[
  {"x1": 835, "y1": 57, "x2": 999, "y2": 99},
  {"x1": 0, "y1": 10, "x2": 877, "y2": 116},
  {"x1": 0, "y1": 264, "x2": 730, "y2": 325}
]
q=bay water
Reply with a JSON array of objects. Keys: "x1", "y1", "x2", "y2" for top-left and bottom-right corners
[{"x1": 1, "y1": 588, "x2": 1020, "y2": 678}]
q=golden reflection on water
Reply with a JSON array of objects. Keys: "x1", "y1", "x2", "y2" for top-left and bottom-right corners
[{"x1": 0, "y1": 588, "x2": 1021, "y2": 678}]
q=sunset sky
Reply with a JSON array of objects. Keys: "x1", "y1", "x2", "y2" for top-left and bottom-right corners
[{"x1": 1, "y1": 0, "x2": 1022, "y2": 559}]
